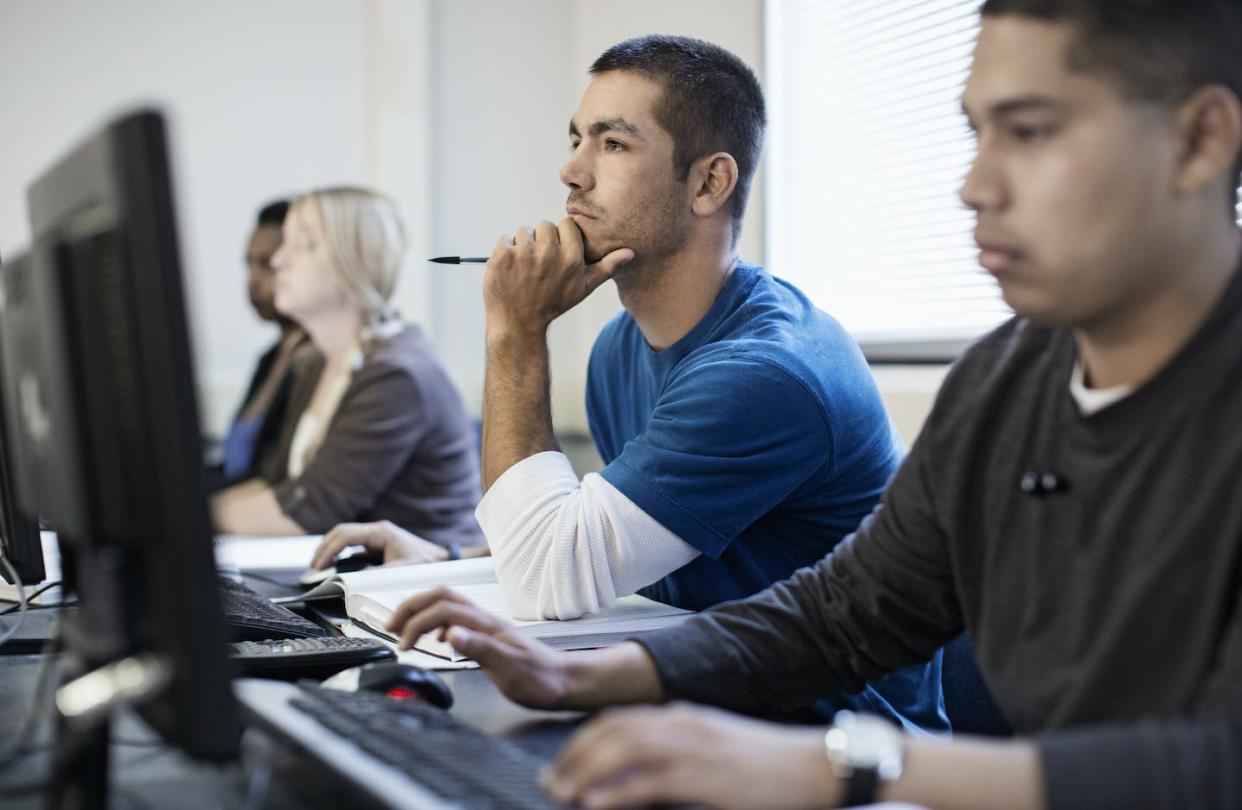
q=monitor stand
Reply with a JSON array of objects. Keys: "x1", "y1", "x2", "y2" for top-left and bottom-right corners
[{"x1": 44, "y1": 544, "x2": 171, "y2": 810}]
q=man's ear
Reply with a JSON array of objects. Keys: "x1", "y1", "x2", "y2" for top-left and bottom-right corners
[
  {"x1": 688, "y1": 152, "x2": 739, "y2": 218},
  {"x1": 1173, "y1": 84, "x2": 1242, "y2": 197}
]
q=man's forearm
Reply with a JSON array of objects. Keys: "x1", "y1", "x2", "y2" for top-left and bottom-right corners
[
  {"x1": 482, "y1": 327, "x2": 560, "y2": 491},
  {"x1": 558, "y1": 641, "x2": 666, "y2": 710}
]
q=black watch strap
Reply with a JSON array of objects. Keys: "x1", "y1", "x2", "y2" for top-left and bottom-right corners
[{"x1": 843, "y1": 766, "x2": 879, "y2": 807}]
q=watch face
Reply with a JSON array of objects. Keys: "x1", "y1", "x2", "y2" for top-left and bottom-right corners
[
  {"x1": 845, "y1": 720, "x2": 897, "y2": 768},
  {"x1": 826, "y1": 712, "x2": 903, "y2": 778}
]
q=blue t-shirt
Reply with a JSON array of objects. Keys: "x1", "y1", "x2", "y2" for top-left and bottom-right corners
[{"x1": 586, "y1": 261, "x2": 946, "y2": 731}]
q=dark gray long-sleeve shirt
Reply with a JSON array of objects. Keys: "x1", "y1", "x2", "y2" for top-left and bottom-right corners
[
  {"x1": 638, "y1": 268, "x2": 1242, "y2": 808},
  {"x1": 261, "y1": 324, "x2": 483, "y2": 548}
]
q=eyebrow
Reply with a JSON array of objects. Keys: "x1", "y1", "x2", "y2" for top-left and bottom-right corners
[
  {"x1": 962, "y1": 95, "x2": 1070, "y2": 122},
  {"x1": 568, "y1": 117, "x2": 644, "y2": 140}
]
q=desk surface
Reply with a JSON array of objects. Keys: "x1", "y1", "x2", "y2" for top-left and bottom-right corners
[{"x1": 0, "y1": 620, "x2": 583, "y2": 809}]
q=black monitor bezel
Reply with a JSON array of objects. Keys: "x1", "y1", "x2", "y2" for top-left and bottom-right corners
[{"x1": 15, "y1": 110, "x2": 239, "y2": 761}]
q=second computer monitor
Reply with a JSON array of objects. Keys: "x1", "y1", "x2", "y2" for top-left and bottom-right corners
[{"x1": 0, "y1": 252, "x2": 46, "y2": 587}]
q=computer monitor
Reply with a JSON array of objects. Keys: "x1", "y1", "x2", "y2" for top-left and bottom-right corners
[
  {"x1": 0, "y1": 109, "x2": 239, "y2": 801},
  {"x1": 0, "y1": 257, "x2": 46, "y2": 587}
]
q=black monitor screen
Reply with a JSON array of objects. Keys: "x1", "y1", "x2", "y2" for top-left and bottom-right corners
[
  {"x1": 0, "y1": 110, "x2": 238, "y2": 761},
  {"x1": 0, "y1": 256, "x2": 45, "y2": 587}
]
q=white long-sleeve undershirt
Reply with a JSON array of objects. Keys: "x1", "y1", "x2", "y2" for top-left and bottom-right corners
[{"x1": 475, "y1": 451, "x2": 700, "y2": 620}]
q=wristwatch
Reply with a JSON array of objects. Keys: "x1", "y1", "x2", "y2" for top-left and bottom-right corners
[{"x1": 824, "y1": 710, "x2": 904, "y2": 807}]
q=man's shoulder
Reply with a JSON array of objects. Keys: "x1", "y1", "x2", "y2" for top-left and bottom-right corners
[
  {"x1": 696, "y1": 269, "x2": 873, "y2": 405},
  {"x1": 945, "y1": 316, "x2": 1062, "y2": 386},
  {"x1": 927, "y1": 316, "x2": 1068, "y2": 430},
  {"x1": 725, "y1": 264, "x2": 858, "y2": 360}
]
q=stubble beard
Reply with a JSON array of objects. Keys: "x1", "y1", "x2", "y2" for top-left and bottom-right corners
[{"x1": 583, "y1": 185, "x2": 691, "y2": 294}]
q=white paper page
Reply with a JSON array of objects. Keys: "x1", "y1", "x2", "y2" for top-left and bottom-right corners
[
  {"x1": 214, "y1": 534, "x2": 323, "y2": 571},
  {"x1": 353, "y1": 581, "x2": 531, "y2": 626},
  {"x1": 336, "y1": 556, "x2": 497, "y2": 596},
  {"x1": 337, "y1": 620, "x2": 479, "y2": 671},
  {"x1": 350, "y1": 581, "x2": 691, "y2": 661}
]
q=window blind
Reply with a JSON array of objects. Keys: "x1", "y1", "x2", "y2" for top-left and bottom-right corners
[{"x1": 766, "y1": 0, "x2": 1009, "y2": 354}]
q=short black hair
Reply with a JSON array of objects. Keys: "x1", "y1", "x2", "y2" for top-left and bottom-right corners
[
  {"x1": 981, "y1": 0, "x2": 1242, "y2": 203},
  {"x1": 255, "y1": 199, "x2": 290, "y2": 228},
  {"x1": 590, "y1": 35, "x2": 765, "y2": 240}
]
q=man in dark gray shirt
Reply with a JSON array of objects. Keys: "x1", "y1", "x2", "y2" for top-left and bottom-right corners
[{"x1": 385, "y1": 1, "x2": 1242, "y2": 807}]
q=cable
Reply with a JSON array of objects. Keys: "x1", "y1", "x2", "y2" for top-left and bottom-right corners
[
  {"x1": 0, "y1": 554, "x2": 28, "y2": 649},
  {"x1": 2, "y1": 599, "x2": 79, "y2": 614},
  {"x1": 0, "y1": 579, "x2": 62, "y2": 610}
]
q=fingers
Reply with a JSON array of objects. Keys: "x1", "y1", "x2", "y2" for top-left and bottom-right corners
[
  {"x1": 397, "y1": 601, "x2": 510, "y2": 651},
  {"x1": 544, "y1": 709, "x2": 666, "y2": 805},
  {"x1": 445, "y1": 626, "x2": 521, "y2": 671},
  {"x1": 311, "y1": 524, "x2": 365, "y2": 569},
  {"x1": 385, "y1": 590, "x2": 510, "y2": 650},
  {"x1": 571, "y1": 771, "x2": 682, "y2": 810},
  {"x1": 584, "y1": 247, "x2": 634, "y2": 294},
  {"x1": 382, "y1": 586, "x2": 474, "y2": 635},
  {"x1": 514, "y1": 226, "x2": 534, "y2": 247},
  {"x1": 556, "y1": 217, "x2": 584, "y2": 264},
  {"x1": 311, "y1": 522, "x2": 397, "y2": 569},
  {"x1": 533, "y1": 220, "x2": 559, "y2": 246}
]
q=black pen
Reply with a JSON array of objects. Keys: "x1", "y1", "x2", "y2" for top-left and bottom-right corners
[{"x1": 428, "y1": 256, "x2": 488, "y2": 264}]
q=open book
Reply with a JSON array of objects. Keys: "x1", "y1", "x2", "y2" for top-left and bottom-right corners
[{"x1": 312, "y1": 557, "x2": 693, "y2": 662}]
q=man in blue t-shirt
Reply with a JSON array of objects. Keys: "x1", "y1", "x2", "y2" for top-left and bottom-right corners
[{"x1": 373, "y1": 35, "x2": 944, "y2": 731}]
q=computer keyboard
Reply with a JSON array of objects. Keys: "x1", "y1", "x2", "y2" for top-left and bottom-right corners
[
  {"x1": 236, "y1": 679, "x2": 566, "y2": 810},
  {"x1": 217, "y1": 576, "x2": 328, "y2": 641},
  {"x1": 229, "y1": 636, "x2": 395, "y2": 679}
]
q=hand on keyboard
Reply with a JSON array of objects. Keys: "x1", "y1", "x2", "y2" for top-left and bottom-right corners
[{"x1": 543, "y1": 703, "x2": 837, "y2": 810}]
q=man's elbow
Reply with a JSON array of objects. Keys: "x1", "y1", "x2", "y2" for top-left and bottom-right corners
[{"x1": 495, "y1": 563, "x2": 601, "y2": 622}]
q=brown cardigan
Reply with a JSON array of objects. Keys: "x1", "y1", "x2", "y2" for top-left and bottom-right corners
[{"x1": 260, "y1": 324, "x2": 483, "y2": 549}]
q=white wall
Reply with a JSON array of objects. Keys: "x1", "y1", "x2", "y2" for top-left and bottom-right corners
[
  {"x1": 1, "y1": 0, "x2": 940, "y2": 449},
  {"x1": 0, "y1": 0, "x2": 433, "y2": 437}
]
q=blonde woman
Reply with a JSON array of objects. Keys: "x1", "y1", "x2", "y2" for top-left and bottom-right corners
[{"x1": 211, "y1": 187, "x2": 483, "y2": 555}]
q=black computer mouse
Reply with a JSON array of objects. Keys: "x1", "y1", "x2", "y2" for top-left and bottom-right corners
[
  {"x1": 298, "y1": 551, "x2": 377, "y2": 588},
  {"x1": 323, "y1": 661, "x2": 454, "y2": 709},
  {"x1": 334, "y1": 552, "x2": 375, "y2": 574}
]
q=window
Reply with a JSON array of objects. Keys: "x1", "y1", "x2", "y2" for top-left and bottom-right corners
[{"x1": 766, "y1": 0, "x2": 1007, "y2": 359}]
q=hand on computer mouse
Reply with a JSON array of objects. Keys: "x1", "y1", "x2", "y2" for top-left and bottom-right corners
[
  {"x1": 297, "y1": 550, "x2": 377, "y2": 588},
  {"x1": 309, "y1": 521, "x2": 452, "y2": 570},
  {"x1": 322, "y1": 661, "x2": 454, "y2": 709}
]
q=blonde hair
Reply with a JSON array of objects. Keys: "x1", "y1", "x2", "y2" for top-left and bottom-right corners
[{"x1": 292, "y1": 187, "x2": 407, "y2": 328}]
